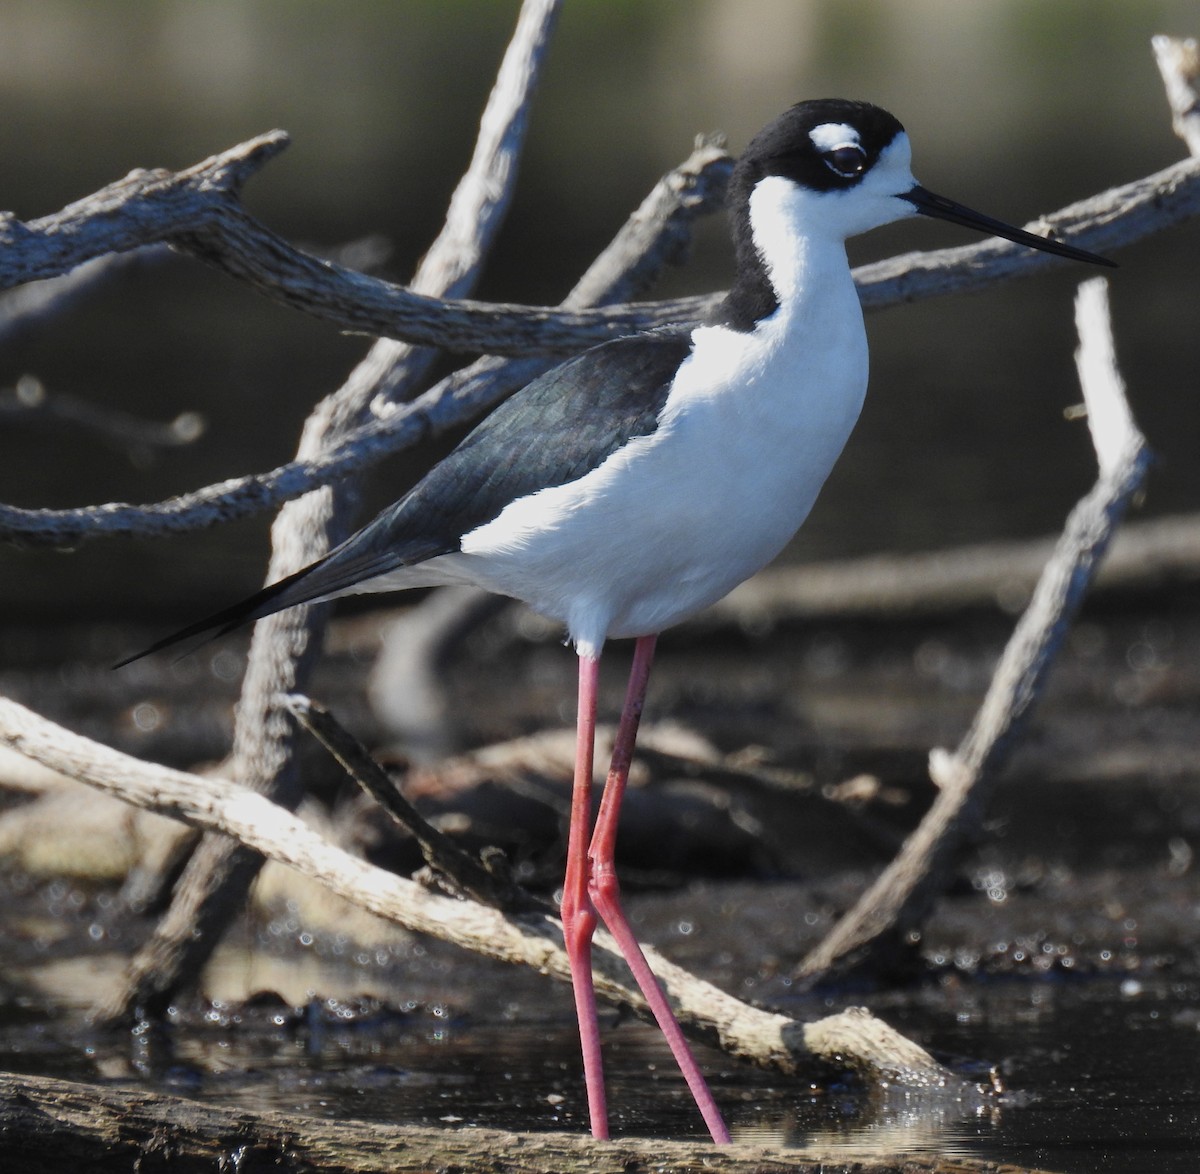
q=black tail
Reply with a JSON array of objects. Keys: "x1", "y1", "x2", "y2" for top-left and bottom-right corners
[
  {"x1": 111, "y1": 559, "x2": 332, "y2": 669},
  {"x1": 113, "y1": 496, "x2": 447, "y2": 669}
]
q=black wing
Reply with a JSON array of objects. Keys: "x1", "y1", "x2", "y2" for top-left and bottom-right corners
[
  {"x1": 351, "y1": 330, "x2": 692, "y2": 560},
  {"x1": 116, "y1": 331, "x2": 692, "y2": 666}
]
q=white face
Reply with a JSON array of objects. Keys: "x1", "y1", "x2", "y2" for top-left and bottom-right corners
[
  {"x1": 859, "y1": 132, "x2": 916, "y2": 206},
  {"x1": 742, "y1": 133, "x2": 921, "y2": 304},
  {"x1": 750, "y1": 130, "x2": 919, "y2": 257}
]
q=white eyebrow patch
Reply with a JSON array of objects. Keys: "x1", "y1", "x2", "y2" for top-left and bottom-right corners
[{"x1": 808, "y1": 122, "x2": 859, "y2": 151}]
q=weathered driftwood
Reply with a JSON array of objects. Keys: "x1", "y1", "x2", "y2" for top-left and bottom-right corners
[
  {"x1": 0, "y1": 695, "x2": 964, "y2": 1092},
  {"x1": 798, "y1": 278, "x2": 1148, "y2": 979},
  {"x1": 1, "y1": 120, "x2": 1194, "y2": 374},
  {"x1": 97, "y1": 0, "x2": 568, "y2": 1025},
  {"x1": 784, "y1": 31, "x2": 1197, "y2": 977},
  {"x1": 0, "y1": 1071, "x2": 1054, "y2": 1174},
  {"x1": 6, "y1": 112, "x2": 1200, "y2": 549}
]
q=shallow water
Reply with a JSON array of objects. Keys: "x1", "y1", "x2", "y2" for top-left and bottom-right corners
[{"x1": 3, "y1": 863, "x2": 1200, "y2": 1172}]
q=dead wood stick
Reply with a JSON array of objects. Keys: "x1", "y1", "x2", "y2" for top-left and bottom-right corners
[
  {"x1": 4, "y1": 149, "x2": 1199, "y2": 551},
  {"x1": 99, "y1": 0, "x2": 564, "y2": 1025},
  {"x1": 0, "y1": 127, "x2": 683, "y2": 354},
  {"x1": 0, "y1": 149, "x2": 729, "y2": 553},
  {"x1": 4, "y1": 120, "x2": 1197, "y2": 359},
  {"x1": 280, "y1": 693, "x2": 547, "y2": 914},
  {"x1": 0, "y1": 695, "x2": 965, "y2": 1091},
  {"x1": 798, "y1": 278, "x2": 1148, "y2": 980},
  {"x1": 0, "y1": 1071, "x2": 1050, "y2": 1174}
]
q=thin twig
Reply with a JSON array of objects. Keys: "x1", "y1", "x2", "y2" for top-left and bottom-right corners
[
  {"x1": 797, "y1": 278, "x2": 1149, "y2": 980},
  {"x1": 280, "y1": 693, "x2": 547, "y2": 915},
  {"x1": 0, "y1": 375, "x2": 205, "y2": 453}
]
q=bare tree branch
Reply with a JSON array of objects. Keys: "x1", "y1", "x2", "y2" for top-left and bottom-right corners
[
  {"x1": 793, "y1": 36, "x2": 1191, "y2": 980},
  {"x1": 2, "y1": 111, "x2": 1199, "y2": 551},
  {"x1": 99, "y1": 0, "x2": 566, "y2": 1024},
  {"x1": 797, "y1": 278, "x2": 1149, "y2": 980},
  {"x1": 0, "y1": 137, "x2": 731, "y2": 551},
  {"x1": 1, "y1": 106, "x2": 1197, "y2": 361}
]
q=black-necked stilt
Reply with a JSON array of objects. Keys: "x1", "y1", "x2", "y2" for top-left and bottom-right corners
[{"x1": 120, "y1": 100, "x2": 1112, "y2": 1143}]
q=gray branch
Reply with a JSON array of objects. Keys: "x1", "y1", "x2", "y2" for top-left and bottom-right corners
[
  {"x1": 0, "y1": 65, "x2": 1196, "y2": 340},
  {"x1": 21, "y1": 134, "x2": 1200, "y2": 341},
  {"x1": 2, "y1": 149, "x2": 1197, "y2": 550},
  {"x1": 97, "y1": 0, "x2": 566, "y2": 1025},
  {"x1": 0, "y1": 137, "x2": 731, "y2": 550},
  {"x1": 5, "y1": 130, "x2": 1199, "y2": 357},
  {"x1": 3, "y1": 77, "x2": 1200, "y2": 550},
  {"x1": 797, "y1": 278, "x2": 1150, "y2": 980},
  {"x1": 0, "y1": 693, "x2": 966, "y2": 1093}
]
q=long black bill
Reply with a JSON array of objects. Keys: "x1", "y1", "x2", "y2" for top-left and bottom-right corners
[{"x1": 903, "y1": 184, "x2": 1116, "y2": 267}]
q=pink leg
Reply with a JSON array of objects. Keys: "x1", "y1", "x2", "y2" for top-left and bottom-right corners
[
  {"x1": 588, "y1": 635, "x2": 732, "y2": 1144},
  {"x1": 561, "y1": 652, "x2": 608, "y2": 1139}
]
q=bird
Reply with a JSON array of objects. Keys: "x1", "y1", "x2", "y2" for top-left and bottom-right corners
[{"x1": 119, "y1": 99, "x2": 1114, "y2": 1143}]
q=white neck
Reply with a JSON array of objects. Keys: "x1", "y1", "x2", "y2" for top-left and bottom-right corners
[
  {"x1": 747, "y1": 176, "x2": 856, "y2": 310},
  {"x1": 743, "y1": 177, "x2": 866, "y2": 362}
]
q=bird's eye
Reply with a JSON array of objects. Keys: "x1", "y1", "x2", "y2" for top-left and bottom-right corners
[{"x1": 823, "y1": 144, "x2": 866, "y2": 178}]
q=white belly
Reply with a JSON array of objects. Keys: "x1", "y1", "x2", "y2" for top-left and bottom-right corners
[{"x1": 442, "y1": 298, "x2": 868, "y2": 657}]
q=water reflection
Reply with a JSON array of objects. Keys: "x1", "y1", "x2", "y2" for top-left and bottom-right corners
[
  {"x1": 734, "y1": 1083, "x2": 1001, "y2": 1158},
  {"x1": 5, "y1": 930, "x2": 1200, "y2": 1169}
]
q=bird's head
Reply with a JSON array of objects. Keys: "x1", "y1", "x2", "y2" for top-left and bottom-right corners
[{"x1": 729, "y1": 98, "x2": 1113, "y2": 265}]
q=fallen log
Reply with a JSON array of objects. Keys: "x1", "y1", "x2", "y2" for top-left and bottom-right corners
[{"x1": 0, "y1": 1069, "x2": 1058, "y2": 1174}]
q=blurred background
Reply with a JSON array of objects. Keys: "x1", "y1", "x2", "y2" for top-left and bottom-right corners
[{"x1": 0, "y1": 0, "x2": 1196, "y2": 629}]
